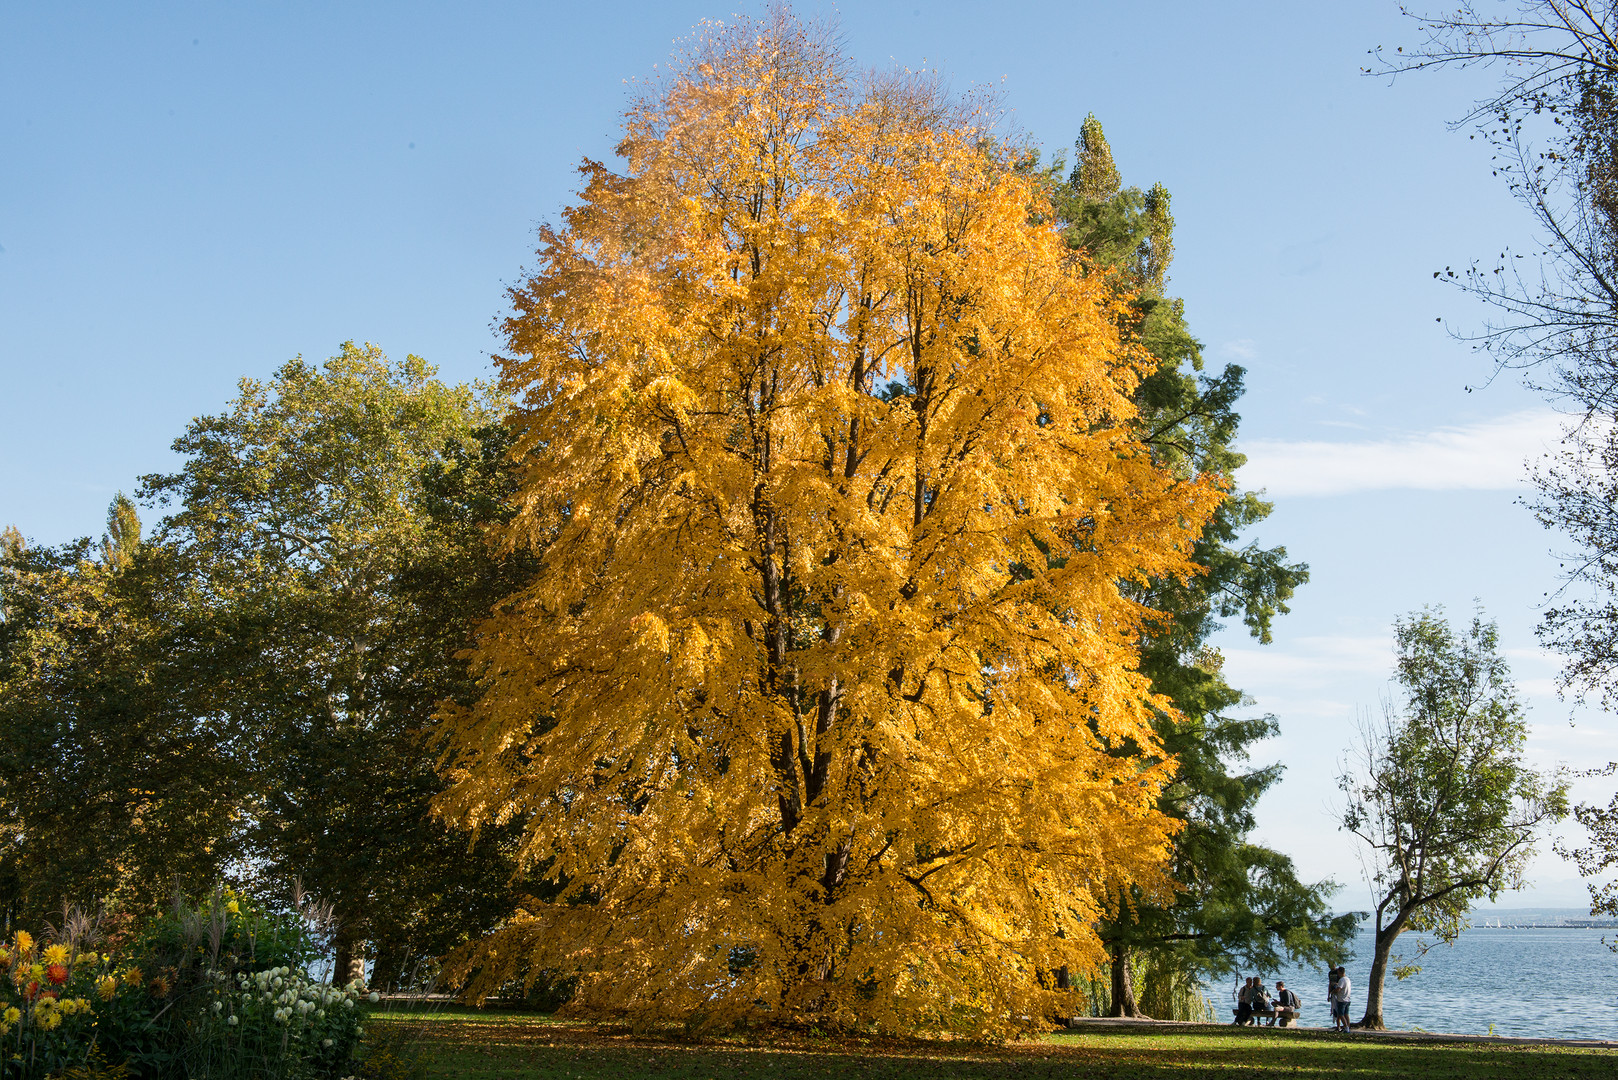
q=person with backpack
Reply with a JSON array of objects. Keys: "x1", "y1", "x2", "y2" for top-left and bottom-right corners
[{"x1": 1272, "y1": 981, "x2": 1301, "y2": 1027}]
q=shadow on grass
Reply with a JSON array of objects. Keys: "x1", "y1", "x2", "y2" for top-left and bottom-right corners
[{"x1": 371, "y1": 1012, "x2": 1616, "y2": 1080}]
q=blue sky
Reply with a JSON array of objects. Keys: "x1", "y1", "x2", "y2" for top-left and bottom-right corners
[{"x1": 2, "y1": 2, "x2": 1609, "y2": 909}]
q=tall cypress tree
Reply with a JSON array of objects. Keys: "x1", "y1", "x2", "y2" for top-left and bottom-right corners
[{"x1": 1051, "y1": 116, "x2": 1354, "y2": 1017}]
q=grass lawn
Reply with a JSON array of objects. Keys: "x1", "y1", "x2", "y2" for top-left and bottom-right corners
[{"x1": 369, "y1": 1008, "x2": 1617, "y2": 1079}]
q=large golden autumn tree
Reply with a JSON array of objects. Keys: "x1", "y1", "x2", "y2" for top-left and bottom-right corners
[{"x1": 436, "y1": 11, "x2": 1223, "y2": 1037}]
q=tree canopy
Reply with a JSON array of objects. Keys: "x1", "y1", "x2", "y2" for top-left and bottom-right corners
[
  {"x1": 135, "y1": 343, "x2": 529, "y2": 985},
  {"x1": 434, "y1": 12, "x2": 1223, "y2": 1037},
  {"x1": 1, "y1": 345, "x2": 533, "y2": 988},
  {"x1": 1338, "y1": 608, "x2": 1568, "y2": 1030},
  {"x1": 0, "y1": 500, "x2": 240, "y2": 924}
]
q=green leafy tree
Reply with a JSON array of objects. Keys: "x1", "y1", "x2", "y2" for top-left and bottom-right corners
[
  {"x1": 1338, "y1": 607, "x2": 1569, "y2": 1030},
  {"x1": 362, "y1": 418, "x2": 543, "y2": 989},
  {"x1": 1050, "y1": 116, "x2": 1350, "y2": 1017},
  {"x1": 4, "y1": 347, "x2": 534, "y2": 977},
  {"x1": 138, "y1": 343, "x2": 527, "y2": 983},
  {"x1": 0, "y1": 499, "x2": 241, "y2": 924}
]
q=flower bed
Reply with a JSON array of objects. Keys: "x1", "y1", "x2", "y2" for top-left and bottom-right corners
[
  {"x1": 0, "y1": 929, "x2": 115, "y2": 1076},
  {"x1": 0, "y1": 893, "x2": 383, "y2": 1079}
]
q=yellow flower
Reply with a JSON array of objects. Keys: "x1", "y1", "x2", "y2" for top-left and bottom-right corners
[
  {"x1": 225, "y1": 900, "x2": 240, "y2": 915},
  {"x1": 74, "y1": 950, "x2": 98, "y2": 966},
  {"x1": 42, "y1": 944, "x2": 69, "y2": 965},
  {"x1": 37, "y1": 1010, "x2": 60, "y2": 1031},
  {"x1": 97, "y1": 975, "x2": 117, "y2": 1000},
  {"x1": 13, "y1": 931, "x2": 33, "y2": 955},
  {"x1": 34, "y1": 995, "x2": 55, "y2": 1013},
  {"x1": 28, "y1": 964, "x2": 45, "y2": 982},
  {"x1": 3, "y1": 1007, "x2": 18, "y2": 1024}
]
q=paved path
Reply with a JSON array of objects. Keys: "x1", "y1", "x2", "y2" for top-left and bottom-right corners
[{"x1": 1063, "y1": 1015, "x2": 1618, "y2": 1049}]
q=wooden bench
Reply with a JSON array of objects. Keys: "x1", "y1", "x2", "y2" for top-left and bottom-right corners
[{"x1": 1232, "y1": 1007, "x2": 1300, "y2": 1027}]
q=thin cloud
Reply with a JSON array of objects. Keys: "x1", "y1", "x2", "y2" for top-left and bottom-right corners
[
  {"x1": 1222, "y1": 635, "x2": 1394, "y2": 688},
  {"x1": 1218, "y1": 338, "x2": 1257, "y2": 361},
  {"x1": 1237, "y1": 409, "x2": 1567, "y2": 497}
]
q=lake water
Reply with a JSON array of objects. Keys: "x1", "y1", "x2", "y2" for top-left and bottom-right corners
[{"x1": 1235, "y1": 924, "x2": 1618, "y2": 1040}]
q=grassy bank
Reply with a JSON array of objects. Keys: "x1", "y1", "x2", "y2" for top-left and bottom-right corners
[{"x1": 369, "y1": 1009, "x2": 1616, "y2": 1079}]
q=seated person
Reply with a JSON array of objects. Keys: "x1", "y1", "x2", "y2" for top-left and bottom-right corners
[
  {"x1": 1233, "y1": 976, "x2": 1258, "y2": 1025},
  {"x1": 1252, "y1": 982, "x2": 1274, "y2": 1023},
  {"x1": 1272, "y1": 981, "x2": 1301, "y2": 1027}
]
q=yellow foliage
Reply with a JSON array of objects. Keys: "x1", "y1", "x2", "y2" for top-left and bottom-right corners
[{"x1": 436, "y1": 9, "x2": 1221, "y2": 1039}]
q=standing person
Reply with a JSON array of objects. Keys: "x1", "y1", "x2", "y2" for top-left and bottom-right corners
[
  {"x1": 1335, "y1": 968, "x2": 1353, "y2": 1032},
  {"x1": 1329, "y1": 967, "x2": 1352, "y2": 1032}
]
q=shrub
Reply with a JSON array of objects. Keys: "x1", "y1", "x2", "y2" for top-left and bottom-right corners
[
  {"x1": 180, "y1": 966, "x2": 370, "y2": 1080},
  {"x1": 1, "y1": 891, "x2": 382, "y2": 1079},
  {"x1": 135, "y1": 890, "x2": 322, "y2": 987}
]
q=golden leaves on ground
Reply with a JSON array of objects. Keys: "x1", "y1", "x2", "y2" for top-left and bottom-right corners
[{"x1": 435, "y1": 9, "x2": 1222, "y2": 1038}]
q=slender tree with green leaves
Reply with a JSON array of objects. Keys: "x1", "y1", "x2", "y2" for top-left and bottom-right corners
[{"x1": 1339, "y1": 607, "x2": 1569, "y2": 1030}]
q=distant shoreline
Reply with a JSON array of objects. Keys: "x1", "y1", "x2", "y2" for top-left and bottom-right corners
[
  {"x1": 1471, "y1": 922, "x2": 1618, "y2": 928},
  {"x1": 1324, "y1": 908, "x2": 1618, "y2": 929}
]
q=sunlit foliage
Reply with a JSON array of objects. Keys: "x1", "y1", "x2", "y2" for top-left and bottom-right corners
[{"x1": 436, "y1": 11, "x2": 1222, "y2": 1037}]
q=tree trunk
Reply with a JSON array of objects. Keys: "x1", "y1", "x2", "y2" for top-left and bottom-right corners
[
  {"x1": 332, "y1": 925, "x2": 367, "y2": 988},
  {"x1": 368, "y1": 941, "x2": 394, "y2": 995},
  {"x1": 1107, "y1": 943, "x2": 1148, "y2": 1018},
  {"x1": 1360, "y1": 921, "x2": 1400, "y2": 1031}
]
